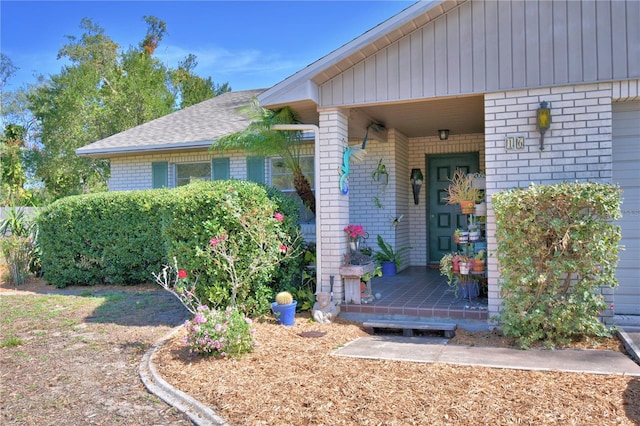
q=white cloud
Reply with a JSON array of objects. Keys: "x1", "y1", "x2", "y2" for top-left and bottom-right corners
[{"x1": 159, "y1": 44, "x2": 300, "y2": 87}]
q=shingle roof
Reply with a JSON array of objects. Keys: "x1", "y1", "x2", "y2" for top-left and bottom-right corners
[{"x1": 76, "y1": 89, "x2": 265, "y2": 157}]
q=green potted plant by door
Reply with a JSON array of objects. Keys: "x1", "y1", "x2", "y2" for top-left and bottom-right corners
[
  {"x1": 374, "y1": 235, "x2": 411, "y2": 276},
  {"x1": 443, "y1": 169, "x2": 483, "y2": 214},
  {"x1": 271, "y1": 291, "x2": 297, "y2": 326}
]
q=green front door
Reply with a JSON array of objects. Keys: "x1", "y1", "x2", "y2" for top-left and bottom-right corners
[{"x1": 427, "y1": 153, "x2": 479, "y2": 264}]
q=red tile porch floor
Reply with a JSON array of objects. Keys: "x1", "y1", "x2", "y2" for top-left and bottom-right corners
[{"x1": 340, "y1": 266, "x2": 489, "y2": 321}]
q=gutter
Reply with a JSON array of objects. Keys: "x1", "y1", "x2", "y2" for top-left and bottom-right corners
[
  {"x1": 271, "y1": 124, "x2": 322, "y2": 295},
  {"x1": 75, "y1": 140, "x2": 215, "y2": 158}
]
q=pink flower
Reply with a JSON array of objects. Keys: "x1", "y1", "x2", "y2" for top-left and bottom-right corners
[
  {"x1": 274, "y1": 212, "x2": 284, "y2": 222},
  {"x1": 210, "y1": 237, "x2": 220, "y2": 247},
  {"x1": 344, "y1": 224, "x2": 366, "y2": 239},
  {"x1": 280, "y1": 244, "x2": 287, "y2": 253},
  {"x1": 178, "y1": 269, "x2": 187, "y2": 279}
]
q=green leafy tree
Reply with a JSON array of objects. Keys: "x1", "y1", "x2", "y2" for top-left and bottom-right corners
[
  {"x1": 0, "y1": 124, "x2": 29, "y2": 204},
  {"x1": 213, "y1": 99, "x2": 316, "y2": 215},
  {"x1": 24, "y1": 17, "x2": 228, "y2": 201},
  {"x1": 170, "y1": 54, "x2": 231, "y2": 109}
]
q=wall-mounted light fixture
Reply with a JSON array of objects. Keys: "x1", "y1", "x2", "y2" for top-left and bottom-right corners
[
  {"x1": 438, "y1": 129, "x2": 450, "y2": 141},
  {"x1": 410, "y1": 168, "x2": 424, "y2": 205},
  {"x1": 536, "y1": 101, "x2": 551, "y2": 151}
]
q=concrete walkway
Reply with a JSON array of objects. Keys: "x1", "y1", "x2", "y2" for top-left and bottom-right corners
[
  {"x1": 140, "y1": 325, "x2": 640, "y2": 426},
  {"x1": 332, "y1": 331, "x2": 640, "y2": 376}
]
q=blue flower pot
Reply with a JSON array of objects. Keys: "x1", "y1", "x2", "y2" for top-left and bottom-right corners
[
  {"x1": 381, "y1": 261, "x2": 397, "y2": 276},
  {"x1": 271, "y1": 301, "x2": 297, "y2": 326},
  {"x1": 460, "y1": 282, "x2": 479, "y2": 299}
]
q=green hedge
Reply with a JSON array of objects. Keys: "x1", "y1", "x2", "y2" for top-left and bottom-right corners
[
  {"x1": 37, "y1": 181, "x2": 304, "y2": 316},
  {"x1": 493, "y1": 182, "x2": 622, "y2": 348},
  {"x1": 38, "y1": 189, "x2": 172, "y2": 286}
]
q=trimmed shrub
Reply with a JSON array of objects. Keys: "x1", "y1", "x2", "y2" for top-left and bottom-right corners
[
  {"x1": 37, "y1": 190, "x2": 172, "y2": 287},
  {"x1": 37, "y1": 180, "x2": 304, "y2": 317},
  {"x1": 493, "y1": 182, "x2": 622, "y2": 348}
]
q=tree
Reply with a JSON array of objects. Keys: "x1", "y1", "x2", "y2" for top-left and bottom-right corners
[
  {"x1": 0, "y1": 124, "x2": 29, "y2": 204},
  {"x1": 25, "y1": 17, "x2": 228, "y2": 200},
  {"x1": 170, "y1": 54, "x2": 231, "y2": 109},
  {"x1": 213, "y1": 99, "x2": 316, "y2": 215}
]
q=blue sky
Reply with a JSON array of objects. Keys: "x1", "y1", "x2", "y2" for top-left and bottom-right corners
[{"x1": 1, "y1": 1, "x2": 416, "y2": 92}]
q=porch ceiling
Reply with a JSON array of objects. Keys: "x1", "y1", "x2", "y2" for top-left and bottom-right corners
[{"x1": 293, "y1": 95, "x2": 485, "y2": 140}]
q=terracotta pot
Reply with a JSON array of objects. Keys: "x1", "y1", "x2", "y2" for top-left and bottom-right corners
[
  {"x1": 452, "y1": 258, "x2": 460, "y2": 274},
  {"x1": 460, "y1": 201, "x2": 475, "y2": 215},
  {"x1": 472, "y1": 259, "x2": 484, "y2": 273}
]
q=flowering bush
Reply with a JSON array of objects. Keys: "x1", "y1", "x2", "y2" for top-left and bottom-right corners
[
  {"x1": 154, "y1": 258, "x2": 201, "y2": 314},
  {"x1": 206, "y1": 207, "x2": 301, "y2": 307},
  {"x1": 163, "y1": 181, "x2": 304, "y2": 317},
  {"x1": 343, "y1": 224, "x2": 366, "y2": 240},
  {"x1": 154, "y1": 258, "x2": 255, "y2": 357},
  {"x1": 183, "y1": 305, "x2": 255, "y2": 358}
]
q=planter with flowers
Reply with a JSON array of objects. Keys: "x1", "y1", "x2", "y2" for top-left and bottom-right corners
[{"x1": 344, "y1": 224, "x2": 371, "y2": 265}]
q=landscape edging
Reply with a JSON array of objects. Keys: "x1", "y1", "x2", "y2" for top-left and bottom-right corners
[{"x1": 139, "y1": 326, "x2": 229, "y2": 426}]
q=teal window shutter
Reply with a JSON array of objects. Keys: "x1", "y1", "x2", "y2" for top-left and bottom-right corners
[
  {"x1": 211, "y1": 158, "x2": 230, "y2": 180},
  {"x1": 246, "y1": 156, "x2": 265, "y2": 183},
  {"x1": 151, "y1": 162, "x2": 168, "y2": 188}
]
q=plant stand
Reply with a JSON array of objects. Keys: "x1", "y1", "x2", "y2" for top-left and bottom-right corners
[{"x1": 340, "y1": 262, "x2": 375, "y2": 304}]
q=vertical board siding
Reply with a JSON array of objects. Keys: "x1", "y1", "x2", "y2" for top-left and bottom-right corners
[
  {"x1": 320, "y1": 0, "x2": 638, "y2": 108},
  {"x1": 628, "y1": 1, "x2": 640, "y2": 76},
  {"x1": 459, "y1": 4, "x2": 473, "y2": 94}
]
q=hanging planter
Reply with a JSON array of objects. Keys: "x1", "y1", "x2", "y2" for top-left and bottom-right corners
[
  {"x1": 459, "y1": 262, "x2": 471, "y2": 275},
  {"x1": 444, "y1": 169, "x2": 483, "y2": 215},
  {"x1": 460, "y1": 201, "x2": 476, "y2": 215}
]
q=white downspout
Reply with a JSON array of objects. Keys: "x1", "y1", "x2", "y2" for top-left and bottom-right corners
[{"x1": 271, "y1": 124, "x2": 322, "y2": 294}]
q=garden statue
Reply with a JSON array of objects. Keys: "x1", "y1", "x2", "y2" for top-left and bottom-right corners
[{"x1": 312, "y1": 291, "x2": 340, "y2": 323}]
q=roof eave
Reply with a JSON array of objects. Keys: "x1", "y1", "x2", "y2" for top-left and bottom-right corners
[{"x1": 258, "y1": 0, "x2": 443, "y2": 108}]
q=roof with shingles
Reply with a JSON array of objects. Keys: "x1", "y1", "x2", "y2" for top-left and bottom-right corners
[{"x1": 76, "y1": 89, "x2": 265, "y2": 157}]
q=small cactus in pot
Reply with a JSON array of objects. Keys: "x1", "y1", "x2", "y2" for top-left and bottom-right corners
[
  {"x1": 275, "y1": 291, "x2": 294, "y2": 305},
  {"x1": 272, "y1": 291, "x2": 297, "y2": 326}
]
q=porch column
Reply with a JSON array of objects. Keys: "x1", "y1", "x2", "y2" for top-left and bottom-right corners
[{"x1": 318, "y1": 108, "x2": 349, "y2": 302}]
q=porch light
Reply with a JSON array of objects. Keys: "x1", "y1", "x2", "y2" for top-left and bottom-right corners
[
  {"x1": 536, "y1": 101, "x2": 551, "y2": 151},
  {"x1": 410, "y1": 168, "x2": 424, "y2": 205},
  {"x1": 438, "y1": 129, "x2": 450, "y2": 141}
]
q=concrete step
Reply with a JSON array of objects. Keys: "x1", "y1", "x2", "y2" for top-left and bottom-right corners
[{"x1": 363, "y1": 320, "x2": 456, "y2": 338}]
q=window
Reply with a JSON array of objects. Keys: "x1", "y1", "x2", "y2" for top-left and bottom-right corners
[
  {"x1": 270, "y1": 156, "x2": 314, "y2": 221},
  {"x1": 175, "y1": 162, "x2": 211, "y2": 187},
  {"x1": 174, "y1": 158, "x2": 230, "y2": 187}
]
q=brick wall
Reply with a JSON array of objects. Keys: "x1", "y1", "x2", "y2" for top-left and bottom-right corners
[
  {"x1": 484, "y1": 82, "x2": 617, "y2": 319},
  {"x1": 108, "y1": 150, "x2": 249, "y2": 191}
]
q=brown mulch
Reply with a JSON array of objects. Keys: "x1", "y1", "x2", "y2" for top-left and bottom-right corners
[
  {"x1": 155, "y1": 313, "x2": 639, "y2": 425},
  {"x1": 2, "y1": 271, "x2": 639, "y2": 425}
]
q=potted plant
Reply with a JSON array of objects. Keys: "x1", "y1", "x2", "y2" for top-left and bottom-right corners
[
  {"x1": 371, "y1": 158, "x2": 388, "y2": 185},
  {"x1": 472, "y1": 250, "x2": 485, "y2": 273},
  {"x1": 271, "y1": 291, "x2": 297, "y2": 326},
  {"x1": 361, "y1": 264, "x2": 382, "y2": 285},
  {"x1": 443, "y1": 169, "x2": 483, "y2": 214},
  {"x1": 439, "y1": 252, "x2": 457, "y2": 286},
  {"x1": 458, "y1": 256, "x2": 472, "y2": 275},
  {"x1": 373, "y1": 235, "x2": 411, "y2": 276},
  {"x1": 344, "y1": 224, "x2": 366, "y2": 253}
]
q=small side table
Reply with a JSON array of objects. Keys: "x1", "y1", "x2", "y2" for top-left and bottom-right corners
[{"x1": 339, "y1": 262, "x2": 375, "y2": 304}]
